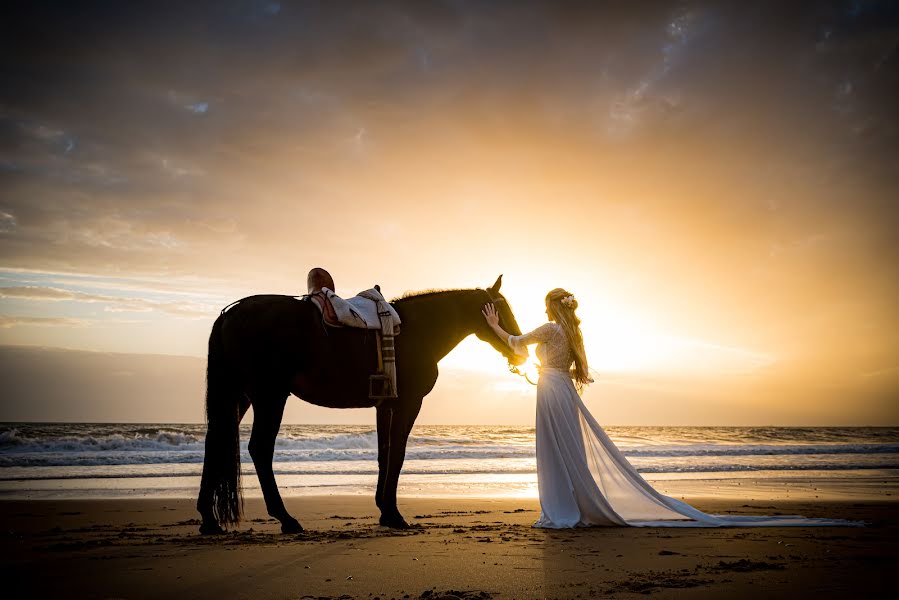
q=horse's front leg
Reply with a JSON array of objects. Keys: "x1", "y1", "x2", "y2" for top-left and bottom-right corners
[
  {"x1": 375, "y1": 397, "x2": 423, "y2": 528},
  {"x1": 248, "y1": 392, "x2": 303, "y2": 533}
]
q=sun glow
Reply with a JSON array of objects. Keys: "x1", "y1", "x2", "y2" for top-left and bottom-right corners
[{"x1": 439, "y1": 279, "x2": 775, "y2": 380}]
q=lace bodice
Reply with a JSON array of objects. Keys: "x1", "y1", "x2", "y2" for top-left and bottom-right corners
[{"x1": 508, "y1": 322, "x2": 573, "y2": 370}]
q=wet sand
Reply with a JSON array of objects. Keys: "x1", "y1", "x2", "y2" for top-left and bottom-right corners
[{"x1": 1, "y1": 493, "x2": 896, "y2": 599}]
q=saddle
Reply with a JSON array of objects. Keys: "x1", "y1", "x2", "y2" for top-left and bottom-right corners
[
  {"x1": 307, "y1": 267, "x2": 339, "y2": 325},
  {"x1": 308, "y1": 290, "x2": 341, "y2": 326},
  {"x1": 304, "y1": 269, "x2": 401, "y2": 401}
]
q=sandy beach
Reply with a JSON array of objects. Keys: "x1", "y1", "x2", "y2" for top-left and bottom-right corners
[{"x1": 2, "y1": 491, "x2": 896, "y2": 600}]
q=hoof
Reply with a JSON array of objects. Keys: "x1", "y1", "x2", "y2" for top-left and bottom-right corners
[
  {"x1": 281, "y1": 518, "x2": 304, "y2": 534},
  {"x1": 199, "y1": 521, "x2": 225, "y2": 535},
  {"x1": 379, "y1": 514, "x2": 410, "y2": 529}
]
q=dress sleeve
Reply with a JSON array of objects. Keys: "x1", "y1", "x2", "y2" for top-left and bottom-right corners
[{"x1": 507, "y1": 323, "x2": 556, "y2": 357}]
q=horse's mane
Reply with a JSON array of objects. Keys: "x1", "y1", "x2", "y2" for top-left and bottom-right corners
[{"x1": 391, "y1": 288, "x2": 483, "y2": 302}]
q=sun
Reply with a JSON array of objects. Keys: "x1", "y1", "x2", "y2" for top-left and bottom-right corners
[
  {"x1": 438, "y1": 277, "x2": 774, "y2": 380},
  {"x1": 439, "y1": 279, "x2": 668, "y2": 376},
  {"x1": 504, "y1": 279, "x2": 674, "y2": 374}
]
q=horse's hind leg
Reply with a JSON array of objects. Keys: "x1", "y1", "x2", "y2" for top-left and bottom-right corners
[
  {"x1": 197, "y1": 395, "x2": 251, "y2": 534},
  {"x1": 248, "y1": 391, "x2": 303, "y2": 534}
]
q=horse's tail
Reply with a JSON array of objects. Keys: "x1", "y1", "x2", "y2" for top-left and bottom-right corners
[{"x1": 202, "y1": 313, "x2": 243, "y2": 526}]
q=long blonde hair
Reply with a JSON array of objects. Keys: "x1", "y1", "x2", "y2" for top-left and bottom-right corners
[{"x1": 545, "y1": 288, "x2": 591, "y2": 391}]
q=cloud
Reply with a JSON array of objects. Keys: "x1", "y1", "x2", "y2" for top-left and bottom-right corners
[
  {"x1": 0, "y1": 0, "x2": 895, "y2": 413},
  {"x1": 0, "y1": 269, "x2": 244, "y2": 324},
  {"x1": 18, "y1": 120, "x2": 77, "y2": 153},
  {"x1": 185, "y1": 102, "x2": 209, "y2": 114},
  {"x1": 0, "y1": 211, "x2": 16, "y2": 233},
  {"x1": 0, "y1": 316, "x2": 87, "y2": 329},
  {"x1": 0, "y1": 286, "x2": 75, "y2": 300},
  {"x1": 0, "y1": 286, "x2": 211, "y2": 318},
  {"x1": 159, "y1": 156, "x2": 205, "y2": 177}
]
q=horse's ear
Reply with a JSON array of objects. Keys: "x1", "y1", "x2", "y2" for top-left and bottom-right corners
[{"x1": 488, "y1": 274, "x2": 503, "y2": 293}]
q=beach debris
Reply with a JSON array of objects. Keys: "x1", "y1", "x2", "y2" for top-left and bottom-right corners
[
  {"x1": 420, "y1": 591, "x2": 491, "y2": 599},
  {"x1": 608, "y1": 572, "x2": 711, "y2": 594},
  {"x1": 658, "y1": 550, "x2": 681, "y2": 555},
  {"x1": 709, "y1": 559, "x2": 785, "y2": 572},
  {"x1": 346, "y1": 575, "x2": 353, "y2": 580}
]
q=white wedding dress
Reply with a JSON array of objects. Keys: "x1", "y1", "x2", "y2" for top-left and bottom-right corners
[{"x1": 508, "y1": 323, "x2": 859, "y2": 528}]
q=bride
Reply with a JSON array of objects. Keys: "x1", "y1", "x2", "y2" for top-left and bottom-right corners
[{"x1": 483, "y1": 288, "x2": 855, "y2": 528}]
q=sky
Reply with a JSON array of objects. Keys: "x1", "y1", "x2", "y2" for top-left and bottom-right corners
[{"x1": 1, "y1": 1, "x2": 897, "y2": 425}]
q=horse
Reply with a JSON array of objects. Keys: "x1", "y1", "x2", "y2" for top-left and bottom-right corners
[{"x1": 197, "y1": 275, "x2": 523, "y2": 534}]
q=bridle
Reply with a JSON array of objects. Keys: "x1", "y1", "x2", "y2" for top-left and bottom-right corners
[
  {"x1": 485, "y1": 287, "x2": 509, "y2": 332},
  {"x1": 485, "y1": 287, "x2": 505, "y2": 307},
  {"x1": 485, "y1": 289, "x2": 536, "y2": 385}
]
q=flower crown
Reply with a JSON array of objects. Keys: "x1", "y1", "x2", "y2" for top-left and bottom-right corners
[{"x1": 560, "y1": 295, "x2": 576, "y2": 308}]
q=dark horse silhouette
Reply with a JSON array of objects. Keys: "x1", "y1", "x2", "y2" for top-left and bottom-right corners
[{"x1": 197, "y1": 275, "x2": 523, "y2": 534}]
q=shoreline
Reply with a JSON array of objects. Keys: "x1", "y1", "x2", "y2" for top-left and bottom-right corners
[
  {"x1": 2, "y1": 495, "x2": 896, "y2": 599},
  {"x1": 2, "y1": 470, "x2": 897, "y2": 502}
]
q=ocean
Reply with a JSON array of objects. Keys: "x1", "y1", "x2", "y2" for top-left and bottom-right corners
[{"x1": 1, "y1": 424, "x2": 897, "y2": 500}]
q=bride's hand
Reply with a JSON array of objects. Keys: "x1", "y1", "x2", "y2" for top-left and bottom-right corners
[{"x1": 482, "y1": 303, "x2": 500, "y2": 327}]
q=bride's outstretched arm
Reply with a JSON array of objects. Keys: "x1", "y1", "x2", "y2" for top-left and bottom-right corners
[{"x1": 483, "y1": 304, "x2": 553, "y2": 358}]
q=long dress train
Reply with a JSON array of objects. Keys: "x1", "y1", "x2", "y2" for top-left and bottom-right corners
[{"x1": 508, "y1": 323, "x2": 860, "y2": 528}]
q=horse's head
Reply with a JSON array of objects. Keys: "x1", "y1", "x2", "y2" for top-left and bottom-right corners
[{"x1": 475, "y1": 275, "x2": 526, "y2": 367}]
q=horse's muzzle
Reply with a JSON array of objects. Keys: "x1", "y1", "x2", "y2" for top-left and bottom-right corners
[{"x1": 507, "y1": 354, "x2": 526, "y2": 367}]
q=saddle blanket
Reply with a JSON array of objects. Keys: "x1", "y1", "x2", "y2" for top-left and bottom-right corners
[{"x1": 314, "y1": 287, "x2": 401, "y2": 334}]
